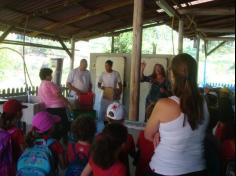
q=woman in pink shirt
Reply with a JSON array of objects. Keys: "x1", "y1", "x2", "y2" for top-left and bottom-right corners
[{"x1": 38, "y1": 68, "x2": 71, "y2": 143}]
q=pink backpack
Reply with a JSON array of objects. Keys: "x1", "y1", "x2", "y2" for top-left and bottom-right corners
[{"x1": 0, "y1": 130, "x2": 14, "y2": 176}]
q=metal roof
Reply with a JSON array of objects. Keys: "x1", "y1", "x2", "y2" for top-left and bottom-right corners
[{"x1": 0, "y1": 0, "x2": 235, "y2": 41}]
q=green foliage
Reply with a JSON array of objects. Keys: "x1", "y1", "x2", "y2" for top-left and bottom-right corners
[{"x1": 114, "y1": 32, "x2": 132, "y2": 54}]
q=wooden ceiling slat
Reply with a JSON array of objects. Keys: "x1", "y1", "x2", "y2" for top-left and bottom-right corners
[
  {"x1": 0, "y1": 0, "x2": 234, "y2": 40},
  {"x1": 32, "y1": 0, "x2": 133, "y2": 35}
]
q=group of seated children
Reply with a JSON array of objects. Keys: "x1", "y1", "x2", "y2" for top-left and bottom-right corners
[
  {"x1": 0, "y1": 99, "x2": 154, "y2": 176},
  {"x1": 204, "y1": 88, "x2": 235, "y2": 176}
]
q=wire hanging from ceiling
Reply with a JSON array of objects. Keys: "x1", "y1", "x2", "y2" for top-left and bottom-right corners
[
  {"x1": 22, "y1": 16, "x2": 33, "y2": 89},
  {"x1": 171, "y1": 16, "x2": 175, "y2": 55}
]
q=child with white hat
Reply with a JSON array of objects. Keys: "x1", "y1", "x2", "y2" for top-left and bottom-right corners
[{"x1": 105, "y1": 102, "x2": 135, "y2": 176}]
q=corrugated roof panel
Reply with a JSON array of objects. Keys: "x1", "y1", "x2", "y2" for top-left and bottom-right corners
[
  {"x1": 0, "y1": 9, "x2": 25, "y2": 21},
  {"x1": 46, "y1": 5, "x2": 87, "y2": 21}
]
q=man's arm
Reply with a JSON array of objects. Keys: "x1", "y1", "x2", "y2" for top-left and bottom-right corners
[
  {"x1": 66, "y1": 70, "x2": 81, "y2": 94},
  {"x1": 98, "y1": 73, "x2": 104, "y2": 90},
  {"x1": 117, "y1": 71, "x2": 123, "y2": 93},
  {"x1": 66, "y1": 82, "x2": 82, "y2": 94},
  {"x1": 88, "y1": 72, "x2": 93, "y2": 91},
  {"x1": 98, "y1": 82, "x2": 104, "y2": 90}
]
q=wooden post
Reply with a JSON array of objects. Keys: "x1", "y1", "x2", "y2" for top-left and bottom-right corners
[
  {"x1": 203, "y1": 40, "x2": 208, "y2": 86},
  {"x1": 111, "y1": 35, "x2": 115, "y2": 53},
  {"x1": 195, "y1": 35, "x2": 200, "y2": 82},
  {"x1": 196, "y1": 35, "x2": 200, "y2": 63},
  {"x1": 178, "y1": 19, "x2": 184, "y2": 54},
  {"x1": 70, "y1": 37, "x2": 75, "y2": 71},
  {"x1": 129, "y1": 0, "x2": 143, "y2": 121}
]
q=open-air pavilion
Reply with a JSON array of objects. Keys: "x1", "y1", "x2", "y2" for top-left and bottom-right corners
[
  {"x1": 0, "y1": 0, "x2": 235, "y2": 121},
  {"x1": 0, "y1": 1, "x2": 235, "y2": 175}
]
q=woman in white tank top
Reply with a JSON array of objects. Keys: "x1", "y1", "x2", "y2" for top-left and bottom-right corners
[{"x1": 145, "y1": 53, "x2": 209, "y2": 176}]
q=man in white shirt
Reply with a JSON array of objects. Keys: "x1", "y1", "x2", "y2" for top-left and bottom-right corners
[
  {"x1": 67, "y1": 59, "x2": 92, "y2": 98},
  {"x1": 98, "y1": 60, "x2": 123, "y2": 123}
]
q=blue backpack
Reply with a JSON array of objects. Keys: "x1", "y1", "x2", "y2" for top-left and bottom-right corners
[
  {"x1": 16, "y1": 138, "x2": 56, "y2": 176},
  {"x1": 65, "y1": 143, "x2": 88, "y2": 176}
]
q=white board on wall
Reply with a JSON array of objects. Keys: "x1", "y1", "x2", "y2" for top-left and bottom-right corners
[
  {"x1": 93, "y1": 56, "x2": 125, "y2": 119},
  {"x1": 139, "y1": 57, "x2": 168, "y2": 122}
]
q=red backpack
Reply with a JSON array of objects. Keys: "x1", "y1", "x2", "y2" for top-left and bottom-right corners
[{"x1": 0, "y1": 130, "x2": 14, "y2": 176}]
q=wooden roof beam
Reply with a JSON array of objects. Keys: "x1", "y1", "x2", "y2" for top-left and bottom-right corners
[
  {"x1": 1, "y1": 39, "x2": 67, "y2": 50},
  {"x1": 178, "y1": 7, "x2": 235, "y2": 16},
  {"x1": 30, "y1": 0, "x2": 133, "y2": 37},
  {"x1": 197, "y1": 28, "x2": 235, "y2": 33},
  {"x1": 198, "y1": 17, "x2": 235, "y2": 27},
  {"x1": 0, "y1": 25, "x2": 14, "y2": 42},
  {"x1": 205, "y1": 37, "x2": 235, "y2": 42},
  {"x1": 207, "y1": 41, "x2": 226, "y2": 56},
  {"x1": 170, "y1": 0, "x2": 207, "y2": 38},
  {"x1": 36, "y1": 0, "x2": 133, "y2": 32},
  {"x1": 56, "y1": 36, "x2": 72, "y2": 58},
  {"x1": 0, "y1": 19, "x2": 70, "y2": 39},
  {"x1": 156, "y1": 0, "x2": 180, "y2": 18}
]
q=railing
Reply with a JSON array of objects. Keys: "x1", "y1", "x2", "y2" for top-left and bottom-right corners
[
  {"x1": 0, "y1": 85, "x2": 69, "y2": 98},
  {"x1": 206, "y1": 82, "x2": 235, "y2": 92}
]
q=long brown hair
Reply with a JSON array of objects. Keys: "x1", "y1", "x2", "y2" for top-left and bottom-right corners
[
  {"x1": 152, "y1": 64, "x2": 166, "y2": 80},
  {"x1": 171, "y1": 53, "x2": 204, "y2": 130}
]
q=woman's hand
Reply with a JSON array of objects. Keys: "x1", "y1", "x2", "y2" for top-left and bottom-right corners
[
  {"x1": 141, "y1": 62, "x2": 147, "y2": 70},
  {"x1": 153, "y1": 132, "x2": 161, "y2": 148}
]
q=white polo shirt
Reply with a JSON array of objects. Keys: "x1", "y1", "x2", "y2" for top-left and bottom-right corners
[{"x1": 67, "y1": 67, "x2": 91, "y2": 96}]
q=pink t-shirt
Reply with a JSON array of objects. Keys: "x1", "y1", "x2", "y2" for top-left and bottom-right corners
[{"x1": 38, "y1": 81, "x2": 65, "y2": 108}]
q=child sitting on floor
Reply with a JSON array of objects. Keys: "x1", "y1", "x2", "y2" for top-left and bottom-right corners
[
  {"x1": 66, "y1": 116, "x2": 96, "y2": 176},
  {"x1": 105, "y1": 102, "x2": 136, "y2": 176},
  {"x1": 0, "y1": 99, "x2": 27, "y2": 174},
  {"x1": 81, "y1": 123, "x2": 128, "y2": 176},
  {"x1": 17, "y1": 111, "x2": 66, "y2": 175}
]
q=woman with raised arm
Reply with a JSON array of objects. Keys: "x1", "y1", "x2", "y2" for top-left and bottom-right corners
[{"x1": 140, "y1": 62, "x2": 171, "y2": 121}]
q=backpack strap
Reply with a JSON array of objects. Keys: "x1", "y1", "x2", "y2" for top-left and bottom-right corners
[
  {"x1": 72, "y1": 143, "x2": 79, "y2": 161},
  {"x1": 46, "y1": 138, "x2": 56, "y2": 147},
  {"x1": 33, "y1": 138, "x2": 56, "y2": 147},
  {"x1": 71, "y1": 143, "x2": 87, "y2": 162}
]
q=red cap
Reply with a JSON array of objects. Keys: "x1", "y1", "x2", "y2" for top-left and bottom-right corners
[{"x1": 3, "y1": 99, "x2": 27, "y2": 115}]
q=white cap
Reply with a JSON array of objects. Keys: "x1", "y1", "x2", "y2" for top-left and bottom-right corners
[{"x1": 106, "y1": 102, "x2": 125, "y2": 121}]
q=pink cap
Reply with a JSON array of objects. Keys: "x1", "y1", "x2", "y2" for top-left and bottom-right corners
[{"x1": 32, "y1": 111, "x2": 61, "y2": 134}]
